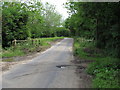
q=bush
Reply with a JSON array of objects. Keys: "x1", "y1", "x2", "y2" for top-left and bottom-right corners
[
  {"x1": 55, "y1": 27, "x2": 70, "y2": 37},
  {"x1": 93, "y1": 68, "x2": 120, "y2": 88}
]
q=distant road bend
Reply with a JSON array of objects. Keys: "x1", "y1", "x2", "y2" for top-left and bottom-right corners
[{"x1": 2, "y1": 38, "x2": 80, "y2": 88}]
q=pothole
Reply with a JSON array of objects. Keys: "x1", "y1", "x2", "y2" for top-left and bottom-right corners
[
  {"x1": 77, "y1": 66, "x2": 86, "y2": 69},
  {"x1": 56, "y1": 65, "x2": 72, "y2": 68},
  {"x1": 56, "y1": 64, "x2": 86, "y2": 70}
]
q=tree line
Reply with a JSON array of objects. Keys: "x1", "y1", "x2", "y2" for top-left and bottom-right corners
[
  {"x1": 65, "y1": 2, "x2": 120, "y2": 58},
  {"x1": 2, "y1": 1, "x2": 70, "y2": 48}
]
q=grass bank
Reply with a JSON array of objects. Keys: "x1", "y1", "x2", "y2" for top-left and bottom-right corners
[
  {"x1": 2, "y1": 37, "x2": 64, "y2": 60},
  {"x1": 73, "y1": 37, "x2": 120, "y2": 88}
]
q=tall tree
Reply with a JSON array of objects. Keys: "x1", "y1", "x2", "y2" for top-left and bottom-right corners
[
  {"x1": 65, "y1": 2, "x2": 120, "y2": 57},
  {"x1": 42, "y1": 2, "x2": 62, "y2": 37}
]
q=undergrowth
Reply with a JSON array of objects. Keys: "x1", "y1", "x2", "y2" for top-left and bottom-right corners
[{"x1": 74, "y1": 37, "x2": 120, "y2": 88}]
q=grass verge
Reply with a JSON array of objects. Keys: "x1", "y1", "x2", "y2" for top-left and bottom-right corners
[
  {"x1": 2, "y1": 37, "x2": 64, "y2": 59},
  {"x1": 73, "y1": 37, "x2": 120, "y2": 88}
]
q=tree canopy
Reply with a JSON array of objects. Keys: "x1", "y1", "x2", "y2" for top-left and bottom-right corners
[
  {"x1": 2, "y1": 1, "x2": 70, "y2": 47},
  {"x1": 65, "y1": 2, "x2": 120, "y2": 58}
]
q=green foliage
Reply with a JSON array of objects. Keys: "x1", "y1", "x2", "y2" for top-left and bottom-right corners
[
  {"x1": 87, "y1": 58, "x2": 120, "y2": 75},
  {"x1": 2, "y1": 2, "x2": 67, "y2": 48},
  {"x1": 65, "y1": 2, "x2": 120, "y2": 58},
  {"x1": 55, "y1": 27, "x2": 70, "y2": 37},
  {"x1": 93, "y1": 69, "x2": 120, "y2": 88},
  {"x1": 2, "y1": 2, "x2": 29, "y2": 47},
  {"x1": 74, "y1": 37, "x2": 120, "y2": 88},
  {"x1": 73, "y1": 37, "x2": 95, "y2": 60}
]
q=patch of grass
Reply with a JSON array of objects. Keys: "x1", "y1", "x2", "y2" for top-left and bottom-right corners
[
  {"x1": 73, "y1": 37, "x2": 96, "y2": 60},
  {"x1": 38, "y1": 37, "x2": 64, "y2": 46},
  {"x1": 2, "y1": 48, "x2": 24, "y2": 58},
  {"x1": 73, "y1": 37, "x2": 120, "y2": 88}
]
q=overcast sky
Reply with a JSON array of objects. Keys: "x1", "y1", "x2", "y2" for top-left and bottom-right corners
[{"x1": 41, "y1": 0, "x2": 69, "y2": 20}]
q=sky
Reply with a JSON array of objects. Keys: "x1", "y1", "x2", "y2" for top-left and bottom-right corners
[{"x1": 41, "y1": 0, "x2": 69, "y2": 20}]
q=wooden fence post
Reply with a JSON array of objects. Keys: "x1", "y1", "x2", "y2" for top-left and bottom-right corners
[
  {"x1": 36, "y1": 39, "x2": 37, "y2": 45},
  {"x1": 12, "y1": 39, "x2": 17, "y2": 47}
]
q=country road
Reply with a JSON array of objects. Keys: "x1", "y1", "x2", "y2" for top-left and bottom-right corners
[{"x1": 2, "y1": 38, "x2": 80, "y2": 88}]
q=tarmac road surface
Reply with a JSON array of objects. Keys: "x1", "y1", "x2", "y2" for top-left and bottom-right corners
[{"x1": 2, "y1": 38, "x2": 80, "y2": 88}]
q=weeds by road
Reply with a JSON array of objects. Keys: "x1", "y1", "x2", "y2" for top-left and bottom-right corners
[
  {"x1": 73, "y1": 37, "x2": 120, "y2": 88},
  {"x1": 2, "y1": 37, "x2": 64, "y2": 59}
]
